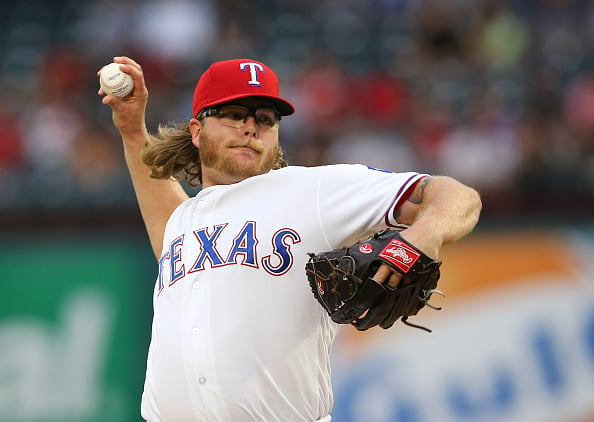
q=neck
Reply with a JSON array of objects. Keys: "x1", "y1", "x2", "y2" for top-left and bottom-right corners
[{"x1": 201, "y1": 169, "x2": 247, "y2": 189}]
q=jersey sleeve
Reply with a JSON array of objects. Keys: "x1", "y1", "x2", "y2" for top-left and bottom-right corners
[{"x1": 317, "y1": 164, "x2": 427, "y2": 247}]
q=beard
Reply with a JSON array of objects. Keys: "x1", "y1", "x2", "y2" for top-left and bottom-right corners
[{"x1": 198, "y1": 130, "x2": 279, "y2": 180}]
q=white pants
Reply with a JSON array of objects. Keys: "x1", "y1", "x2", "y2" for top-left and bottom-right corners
[{"x1": 316, "y1": 416, "x2": 331, "y2": 422}]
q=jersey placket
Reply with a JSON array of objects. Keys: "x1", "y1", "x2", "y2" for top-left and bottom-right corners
[{"x1": 186, "y1": 195, "x2": 225, "y2": 420}]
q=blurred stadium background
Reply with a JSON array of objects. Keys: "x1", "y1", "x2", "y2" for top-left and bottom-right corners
[{"x1": 0, "y1": 0, "x2": 592, "y2": 421}]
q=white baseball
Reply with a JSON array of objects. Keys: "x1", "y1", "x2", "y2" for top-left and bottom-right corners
[{"x1": 100, "y1": 62, "x2": 134, "y2": 98}]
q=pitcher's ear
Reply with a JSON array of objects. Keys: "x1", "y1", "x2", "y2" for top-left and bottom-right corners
[{"x1": 189, "y1": 118, "x2": 202, "y2": 147}]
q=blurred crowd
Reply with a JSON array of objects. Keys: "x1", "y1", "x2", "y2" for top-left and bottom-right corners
[{"x1": 0, "y1": 0, "x2": 593, "y2": 225}]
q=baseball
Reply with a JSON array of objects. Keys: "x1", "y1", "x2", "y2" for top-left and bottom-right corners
[{"x1": 100, "y1": 62, "x2": 133, "y2": 98}]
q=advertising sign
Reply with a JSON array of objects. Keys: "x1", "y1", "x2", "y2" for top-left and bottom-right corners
[
  {"x1": 331, "y1": 227, "x2": 594, "y2": 422},
  {"x1": 0, "y1": 234, "x2": 154, "y2": 422}
]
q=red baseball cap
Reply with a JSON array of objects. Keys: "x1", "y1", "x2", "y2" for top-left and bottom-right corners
[{"x1": 192, "y1": 59, "x2": 295, "y2": 117}]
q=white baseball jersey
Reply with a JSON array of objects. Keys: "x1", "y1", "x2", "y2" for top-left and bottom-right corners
[{"x1": 140, "y1": 164, "x2": 425, "y2": 422}]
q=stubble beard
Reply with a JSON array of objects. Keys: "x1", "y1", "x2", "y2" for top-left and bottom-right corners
[{"x1": 199, "y1": 130, "x2": 279, "y2": 181}]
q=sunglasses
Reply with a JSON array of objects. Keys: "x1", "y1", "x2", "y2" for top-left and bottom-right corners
[{"x1": 197, "y1": 105, "x2": 281, "y2": 130}]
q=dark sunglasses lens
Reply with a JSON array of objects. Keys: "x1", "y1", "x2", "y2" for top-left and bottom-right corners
[{"x1": 217, "y1": 106, "x2": 279, "y2": 129}]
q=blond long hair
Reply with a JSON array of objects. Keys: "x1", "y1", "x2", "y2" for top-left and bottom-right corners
[{"x1": 142, "y1": 121, "x2": 288, "y2": 187}]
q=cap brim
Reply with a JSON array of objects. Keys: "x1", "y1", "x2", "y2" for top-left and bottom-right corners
[{"x1": 201, "y1": 94, "x2": 295, "y2": 116}]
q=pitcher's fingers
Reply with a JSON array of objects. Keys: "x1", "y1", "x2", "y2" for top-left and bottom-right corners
[
  {"x1": 114, "y1": 57, "x2": 143, "y2": 77},
  {"x1": 101, "y1": 94, "x2": 114, "y2": 105},
  {"x1": 113, "y1": 60, "x2": 147, "y2": 97},
  {"x1": 386, "y1": 272, "x2": 403, "y2": 289},
  {"x1": 370, "y1": 265, "x2": 391, "y2": 284},
  {"x1": 372, "y1": 265, "x2": 404, "y2": 288},
  {"x1": 114, "y1": 56, "x2": 139, "y2": 67}
]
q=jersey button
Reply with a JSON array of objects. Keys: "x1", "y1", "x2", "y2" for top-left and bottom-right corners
[
  {"x1": 198, "y1": 377, "x2": 206, "y2": 384},
  {"x1": 192, "y1": 327, "x2": 200, "y2": 335},
  {"x1": 192, "y1": 282, "x2": 200, "y2": 289}
]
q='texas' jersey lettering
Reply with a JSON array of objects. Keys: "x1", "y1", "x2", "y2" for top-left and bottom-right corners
[{"x1": 157, "y1": 222, "x2": 301, "y2": 293}]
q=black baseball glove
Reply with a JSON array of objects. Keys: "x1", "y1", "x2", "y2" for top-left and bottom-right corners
[{"x1": 305, "y1": 229, "x2": 443, "y2": 332}]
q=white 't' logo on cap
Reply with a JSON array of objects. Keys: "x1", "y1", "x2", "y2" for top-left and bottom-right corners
[{"x1": 240, "y1": 62, "x2": 264, "y2": 86}]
